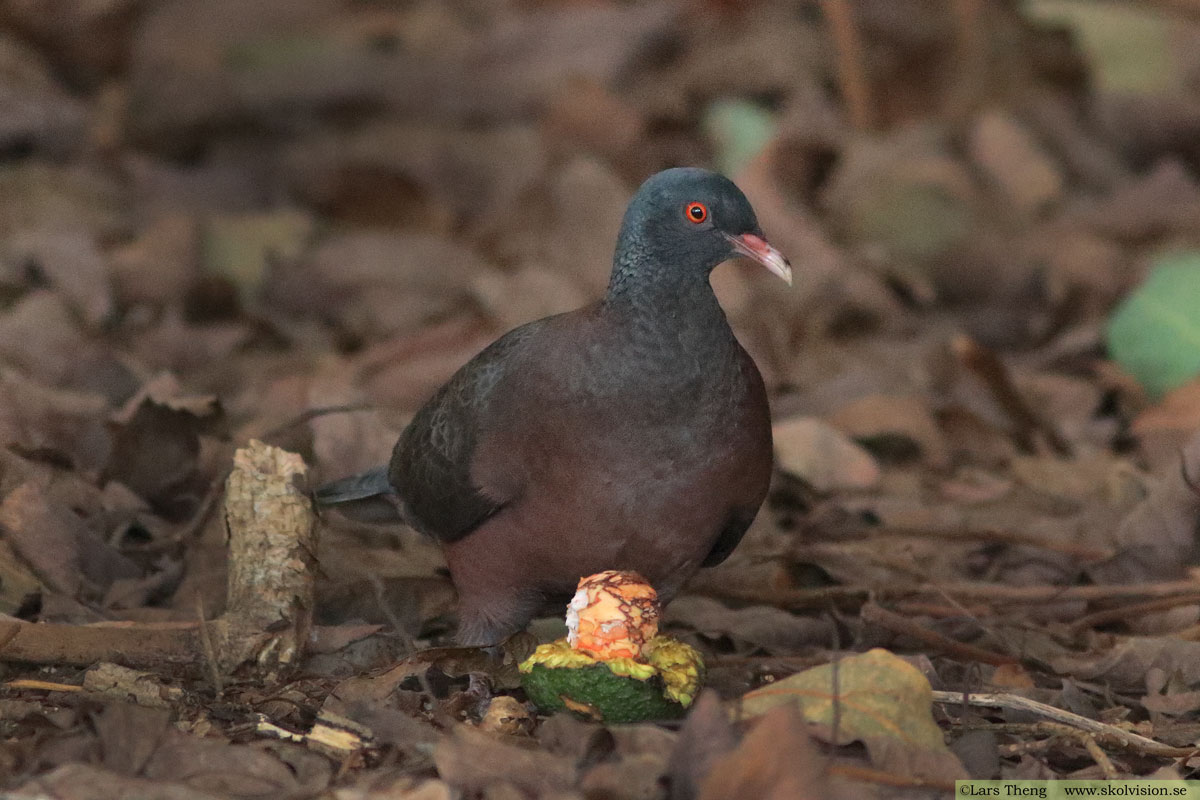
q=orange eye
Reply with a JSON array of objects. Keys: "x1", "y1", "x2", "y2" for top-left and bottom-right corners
[{"x1": 685, "y1": 202, "x2": 708, "y2": 224}]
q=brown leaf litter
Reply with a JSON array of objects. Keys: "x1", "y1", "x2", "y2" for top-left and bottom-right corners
[{"x1": 5, "y1": 0, "x2": 1200, "y2": 796}]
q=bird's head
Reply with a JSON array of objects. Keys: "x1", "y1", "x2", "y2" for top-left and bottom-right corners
[{"x1": 612, "y1": 167, "x2": 792, "y2": 288}]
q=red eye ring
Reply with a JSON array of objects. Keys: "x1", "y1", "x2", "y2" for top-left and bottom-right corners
[{"x1": 685, "y1": 202, "x2": 708, "y2": 224}]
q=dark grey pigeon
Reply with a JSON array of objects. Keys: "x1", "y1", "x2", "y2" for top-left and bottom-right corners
[{"x1": 316, "y1": 167, "x2": 791, "y2": 645}]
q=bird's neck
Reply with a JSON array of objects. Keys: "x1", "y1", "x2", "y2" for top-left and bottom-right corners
[{"x1": 602, "y1": 256, "x2": 734, "y2": 359}]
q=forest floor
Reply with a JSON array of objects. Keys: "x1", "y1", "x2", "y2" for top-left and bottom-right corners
[{"x1": 5, "y1": 1, "x2": 1200, "y2": 797}]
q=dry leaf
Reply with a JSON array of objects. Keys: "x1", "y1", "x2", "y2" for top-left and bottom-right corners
[
  {"x1": 1050, "y1": 637, "x2": 1200, "y2": 693},
  {"x1": 700, "y1": 704, "x2": 828, "y2": 800},
  {"x1": 829, "y1": 394, "x2": 950, "y2": 469},
  {"x1": 967, "y1": 109, "x2": 1064, "y2": 216},
  {"x1": 4, "y1": 228, "x2": 113, "y2": 326},
  {"x1": 666, "y1": 691, "x2": 737, "y2": 800},
  {"x1": 434, "y1": 724, "x2": 575, "y2": 798},
  {"x1": 142, "y1": 733, "x2": 317, "y2": 797},
  {"x1": 1133, "y1": 377, "x2": 1200, "y2": 435},
  {"x1": 665, "y1": 595, "x2": 832, "y2": 654},
  {"x1": 108, "y1": 214, "x2": 201, "y2": 308},
  {"x1": 103, "y1": 398, "x2": 206, "y2": 508},
  {"x1": 0, "y1": 482, "x2": 140, "y2": 599},
  {"x1": 93, "y1": 702, "x2": 172, "y2": 776},
  {"x1": 739, "y1": 648, "x2": 967, "y2": 781},
  {"x1": 772, "y1": 416, "x2": 881, "y2": 492},
  {"x1": 21, "y1": 763, "x2": 219, "y2": 800}
]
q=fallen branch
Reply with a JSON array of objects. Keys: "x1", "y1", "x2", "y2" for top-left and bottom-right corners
[
  {"x1": 4, "y1": 678, "x2": 82, "y2": 692},
  {"x1": 0, "y1": 619, "x2": 208, "y2": 668},
  {"x1": 0, "y1": 441, "x2": 317, "y2": 680},
  {"x1": 869, "y1": 526, "x2": 1114, "y2": 562},
  {"x1": 860, "y1": 602, "x2": 1015, "y2": 666},
  {"x1": 1068, "y1": 592, "x2": 1200, "y2": 633},
  {"x1": 699, "y1": 578, "x2": 1200, "y2": 612},
  {"x1": 932, "y1": 690, "x2": 1199, "y2": 758},
  {"x1": 890, "y1": 601, "x2": 993, "y2": 618}
]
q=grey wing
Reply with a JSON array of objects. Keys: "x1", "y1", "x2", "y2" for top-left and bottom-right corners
[{"x1": 387, "y1": 322, "x2": 542, "y2": 542}]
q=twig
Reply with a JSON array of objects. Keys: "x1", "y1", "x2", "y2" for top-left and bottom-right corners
[
  {"x1": 932, "y1": 691, "x2": 1199, "y2": 757},
  {"x1": 254, "y1": 403, "x2": 374, "y2": 443},
  {"x1": 952, "y1": 334, "x2": 1072, "y2": 456},
  {"x1": 930, "y1": 583, "x2": 1023, "y2": 662},
  {"x1": 1068, "y1": 593, "x2": 1200, "y2": 633},
  {"x1": 996, "y1": 734, "x2": 1064, "y2": 758},
  {"x1": 891, "y1": 601, "x2": 993, "y2": 618},
  {"x1": 0, "y1": 621, "x2": 366, "y2": 672},
  {"x1": 368, "y1": 572, "x2": 415, "y2": 652},
  {"x1": 5, "y1": 679, "x2": 83, "y2": 692},
  {"x1": 0, "y1": 619, "x2": 209, "y2": 667},
  {"x1": 171, "y1": 473, "x2": 226, "y2": 547},
  {"x1": 1082, "y1": 734, "x2": 1120, "y2": 780},
  {"x1": 980, "y1": 720, "x2": 1129, "y2": 773},
  {"x1": 698, "y1": 579, "x2": 1200, "y2": 612},
  {"x1": 820, "y1": 0, "x2": 875, "y2": 130},
  {"x1": 710, "y1": 653, "x2": 832, "y2": 668},
  {"x1": 944, "y1": 0, "x2": 986, "y2": 124},
  {"x1": 196, "y1": 594, "x2": 224, "y2": 696},
  {"x1": 861, "y1": 603, "x2": 1016, "y2": 666},
  {"x1": 826, "y1": 762, "x2": 957, "y2": 793},
  {"x1": 914, "y1": 580, "x2": 1200, "y2": 604},
  {"x1": 870, "y1": 526, "x2": 1113, "y2": 562}
]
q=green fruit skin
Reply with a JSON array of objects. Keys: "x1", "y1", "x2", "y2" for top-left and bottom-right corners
[{"x1": 521, "y1": 663, "x2": 687, "y2": 723}]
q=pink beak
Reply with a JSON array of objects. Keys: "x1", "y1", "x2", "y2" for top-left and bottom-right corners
[{"x1": 725, "y1": 233, "x2": 792, "y2": 285}]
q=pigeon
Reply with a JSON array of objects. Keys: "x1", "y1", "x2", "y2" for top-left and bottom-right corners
[{"x1": 316, "y1": 167, "x2": 791, "y2": 645}]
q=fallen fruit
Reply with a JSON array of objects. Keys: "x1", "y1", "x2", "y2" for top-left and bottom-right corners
[{"x1": 519, "y1": 570, "x2": 704, "y2": 723}]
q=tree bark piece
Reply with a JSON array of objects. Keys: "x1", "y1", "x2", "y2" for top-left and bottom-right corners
[{"x1": 219, "y1": 440, "x2": 316, "y2": 676}]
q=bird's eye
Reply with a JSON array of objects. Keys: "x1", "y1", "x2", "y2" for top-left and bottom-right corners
[{"x1": 685, "y1": 202, "x2": 708, "y2": 224}]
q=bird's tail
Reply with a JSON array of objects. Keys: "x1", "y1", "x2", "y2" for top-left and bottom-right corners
[{"x1": 313, "y1": 465, "x2": 405, "y2": 524}]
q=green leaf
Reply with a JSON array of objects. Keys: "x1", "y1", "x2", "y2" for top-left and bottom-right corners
[
  {"x1": 1106, "y1": 252, "x2": 1200, "y2": 399},
  {"x1": 702, "y1": 99, "x2": 776, "y2": 177}
]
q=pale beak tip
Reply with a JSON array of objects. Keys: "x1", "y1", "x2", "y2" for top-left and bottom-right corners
[{"x1": 727, "y1": 232, "x2": 794, "y2": 287}]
